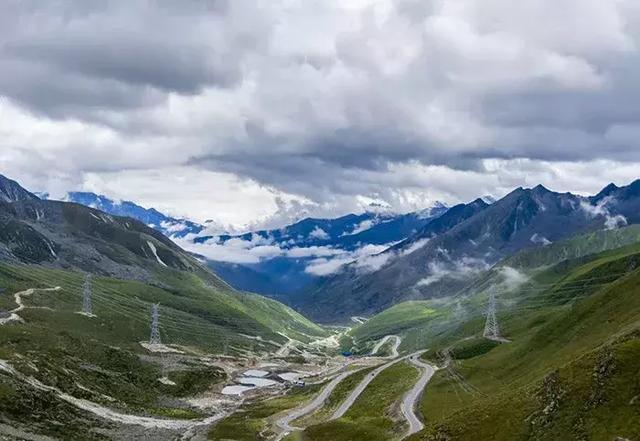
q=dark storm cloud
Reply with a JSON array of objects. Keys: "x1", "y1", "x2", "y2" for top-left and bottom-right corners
[
  {"x1": 2, "y1": 0, "x2": 640, "y2": 221},
  {"x1": 0, "y1": 0, "x2": 255, "y2": 115}
]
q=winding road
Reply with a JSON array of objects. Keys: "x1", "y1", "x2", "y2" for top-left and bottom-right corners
[
  {"x1": 400, "y1": 354, "x2": 436, "y2": 437},
  {"x1": 370, "y1": 334, "x2": 401, "y2": 358},
  {"x1": 275, "y1": 368, "x2": 364, "y2": 440},
  {"x1": 330, "y1": 349, "x2": 421, "y2": 420}
]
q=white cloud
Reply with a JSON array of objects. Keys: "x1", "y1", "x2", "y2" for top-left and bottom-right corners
[
  {"x1": 580, "y1": 196, "x2": 628, "y2": 230},
  {"x1": 174, "y1": 234, "x2": 283, "y2": 264},
  {"x1": 308, "y1": 226, "x2": 330, "y2": 240},
  {"x1": 415, "y1": 255, "x2": 490, "y2": 287},
  {"x1": 530, "y1": 233, "x2": 552, "y2": 246},
  {"x1": 1, "y1": 1, "x2": 640, "y2": 230},
  {"x1": 498, "y1": 266, "x2": 529, "y2": 291},
  {"x1": 304, "y1": 242, "x2": 395, "y2": 276},
  {"x1": 286, "y1": 245, "x2": 342, "y2": 258},
  {"x1": 342, "y1": 219, "x2": 375, "y2": 236},
  {"x1": 304, "y1": 257, "x2": 355, "y2": 276}
]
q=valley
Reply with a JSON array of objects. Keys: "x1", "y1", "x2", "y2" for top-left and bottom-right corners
[{"x1": 1, "y1": 174, "x2": 640, "y2": 440}]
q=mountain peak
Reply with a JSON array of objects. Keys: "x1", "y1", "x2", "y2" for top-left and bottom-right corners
[
  {"x1": 592, "y1": 182, "x2": 619, "y2": 201},
  {"x1": 532, "y1": 184, "x2": 551, "y2": 194},
  {"x1": 0, "y1": 174, "x2": 40, "y2": 203}
]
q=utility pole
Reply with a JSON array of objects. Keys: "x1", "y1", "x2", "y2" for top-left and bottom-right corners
[
  {"x1": 149, "y1": 303, "x2": 161, "y2": 345},
  {"x1": 483, "y1": 289, "x2": 500, "y2": 340},
  {"x1": 81, "y1": 274, "x2": 94, "y2": 316}
]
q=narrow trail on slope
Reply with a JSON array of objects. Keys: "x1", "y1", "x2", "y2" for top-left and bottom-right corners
[
  {"x1": 370, "y1": 335, "x2": 401, "y2": 358},
  {"x1": 400, "y1": 353, "x2": 436, "y2": 438},
  {"x1": 0, "y1": 287, "x2": 61, "y2": 325}
]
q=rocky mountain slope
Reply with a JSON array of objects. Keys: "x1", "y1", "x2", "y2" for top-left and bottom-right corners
[
  {"x1": 62, "y1": 192, "x2": 203, "y2": 238},
  {"x1": 56, "y1": 189, "x2": 449, "y2": 300},
  {"x1": 302, "y1": 181, "x2": 640, "y2": 322}
]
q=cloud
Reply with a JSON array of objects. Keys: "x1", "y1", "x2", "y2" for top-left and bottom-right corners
[
  {"x1": 308, "y1": 226, "x2": 330, "y2": 240},
  {"x1": 415, "y1": 255, "x2": 490, "y2": 287},
  {"x1": 305, "y1": 257, "x2": 355, "y2": 276},
  {"x1": 580, "y1": 196, "x2": 628, "y2": 230},
  {"x1": 342, "y1": 219, "x2": 375, "y2": 236},
  {"x1": 174, "y1": 233, "x2": 283, "y2": 264},
  {"x1": 530, "y1": 233, "x2": 552, "y2": 246},
  {"x1": 305, "y1": 243, "x2": 394, "y2": 276},
  {"x1": 498, "y1": 266, "x2": 529, "y2": 291},
  {"x1": 2, "y1": 1, "x2": 640, "y2": 228}
]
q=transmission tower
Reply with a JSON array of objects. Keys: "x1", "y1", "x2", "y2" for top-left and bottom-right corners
[
  {"x1": 149, "y1": 303, "x2": 161, "y2": 345},
  {"x1": 82, "y1": 274, "x2": 93, "y2": 316},
  {"x1": 483, "y1": 290, "x2": 500, "y2": 340}
]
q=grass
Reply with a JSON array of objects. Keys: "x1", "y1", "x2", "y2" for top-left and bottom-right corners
[
  {"x1": 0, "y1": 260, "x2": 327, "y2": 436},
  {"x1": 207, "y1": 383, "x2": 325, "y2": 440},
  {"x1": 449, "y1": 337, "x2": 500, "y2": 360},
  {"x1": 300, "y1": 362, "x2": 419, "y2": 441},
  {"x1": 411, "y1": 245, "x2": 640, "y2": 440},
  {"x1": 412, "y1": 333, "x2": 640, "y2": 441},
  {"x1": 294, "y1": 366, "x2": 376, "y2": 426},
  {"x1": 349, "y1": 301, "x2": 446, "y2": 353}
]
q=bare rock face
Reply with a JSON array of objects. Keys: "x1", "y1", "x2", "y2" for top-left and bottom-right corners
[
  {"x1": 301, "y1": 180, "x2": 640, "y2": 322},
  {"x1": 0, "y1": 174, "x2": 223, "y2": 286}
]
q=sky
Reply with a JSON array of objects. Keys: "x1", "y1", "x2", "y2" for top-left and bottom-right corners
[{"x1": 2, "y1": 0, "x2": 640, "y2": 230}]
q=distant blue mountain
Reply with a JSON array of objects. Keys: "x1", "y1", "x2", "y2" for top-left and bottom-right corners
[
  {"x1": 193, "y1": 203, "x2": 449, "y2": 299},
  {"x1": 61, "y1": 192, "x2": 203, "y2": 238},
  {"x1": 60, "y1": 190, "x2": 449, "y2": 302},
  {"x1": 197, "y1": 202, "x2": 449, "y2": 251}
]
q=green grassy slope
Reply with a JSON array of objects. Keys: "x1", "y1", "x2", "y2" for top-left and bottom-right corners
[
  {"x1": 350, "y1": 226, "x2": 640, "y2": 351},
  {"x1": 208, "y1": 382, "x2": 326, "y2": 441},
  {"x1": 410, "y1": 243, "x2": 640, "y2": 440},
  {"x1": 0, "y1": 260, "x2": 326, "y2": 437},
  {"x1": 350, "y1": 301, "x2": 443, "y2": 342},
  {"x1": 301, "y1": 362, "x2": 419, "y2": 441},
  {"x1": 294, "y1": 366, "x2": 377, "y2": 427}
]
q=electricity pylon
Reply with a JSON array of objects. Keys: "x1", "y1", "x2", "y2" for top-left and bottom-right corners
[
  {"x1": 82, "y1": 274, "x2": 93, "y2": 316},
  {"x1": 483, "y1": 289, "x2": 500, "y2": 340},
  {"x1": 149, "y1": 303, "x2": 161, "y2": 345}
]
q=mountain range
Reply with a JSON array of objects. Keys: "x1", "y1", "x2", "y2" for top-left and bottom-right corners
[
  {"x1": 300, "y1": 181, "x2": 640, "y2": 321},
  {"x1": 31, "y1": 176, "x2": 640, "y2": 323},
  {"x1": 2, "y1": 172, "x2": 640, "y2": 441},
  {"x1": 60, "y1": 190, "x2": 449, "y2": 300}
]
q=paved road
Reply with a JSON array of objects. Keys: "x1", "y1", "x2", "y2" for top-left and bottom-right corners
[
  {"x1": 275, "y1": 368, "x2": 363, "y2": 440},
  {"x1": 330, "y1": 350, "x2": 422, "y2": 420},
  {"x1": 400, "y1": 354, "x2": 435, "y2": 437},
  {"x1": 370, "y1": 335, "x2": 401, "y2": 357}
]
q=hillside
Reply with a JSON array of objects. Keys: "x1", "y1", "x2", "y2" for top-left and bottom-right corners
[
  {"x1": 0, "y1": 175, "x2": 329, "y2": 439},
  {"x1": 295, "y1": 230, "x2": 640, "y2": 441},
  {"x1": 62, "y1": 192, "x2": 204, "y2": 238},
  {"x1": 409, "y1": 241, "x2": 640, "y2": 441},
  {"x1": 349, "y1": 224, "x2": 640, "y2": 350},
  {"x1": 59, "y1": 188, "x2": 449, "y2": 300},
  {"x1": 302, "y1": 182, "x2": 640, "y2": 323}
]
